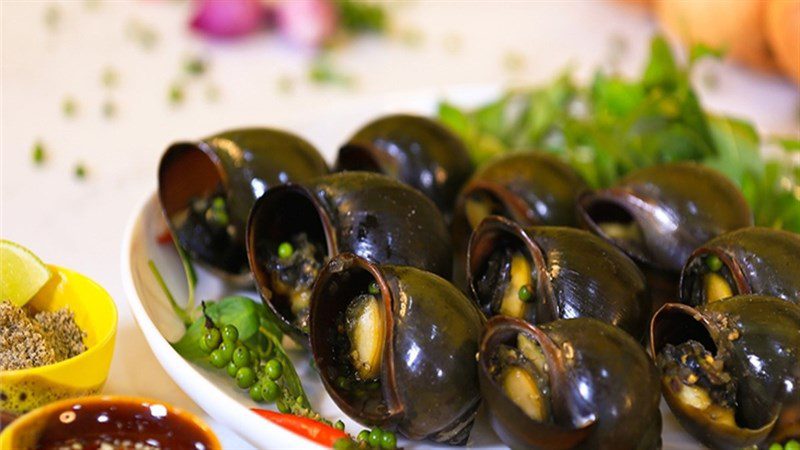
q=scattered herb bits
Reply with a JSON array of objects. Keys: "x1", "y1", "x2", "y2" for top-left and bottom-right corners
[
  {"x1": 32, "y1": 141, "x2": 46, "y2": 166},
  {"x1": 168, "y1": 83, "x2": 185, "y2": 106},
  {"x1": 43, "y1": 4, "x2": 61, "y2": 31},
  {"x1": 62, "y1": 97, "x2": 78, "y2": 118},
  {"x1": 309, "y1": 57, "x2": 355, "y2": 88},
  {"x1": 74, "y1": 163, "x2": 87, "y2": 180},
  {"x1": 101, "y1": 67, "x2": 119, "y2": 88},
  {"x1": 102, "y1": 100, "x2": 117, "y2": 119},
  {"x1": 184, "y1": 57, "x2": 207, "y2": 77}
]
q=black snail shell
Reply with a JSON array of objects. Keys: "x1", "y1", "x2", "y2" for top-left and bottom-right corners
[
  {"x1": 335, "y1": 114, "x2": 473, "y2": 218},
  {"x1": 577, "y1": 162, "x2": 752, "y2": 273},
  {"x1": 650, "y1": 295, "x2": 800, "y2": 449},
  {"x1": 309, "y1": 253, "x2": 484, "y2": 444},
  {"x1": 680, "y1": 227, "x2": 800, "y2": 307},
  {"x1": 246, "y1": 172, "x2": 452, "y2": 343},
  {"x1": 158, "y1": 128, "x2": 328, "y2": 281},
  {"x1": 479, "y1": 316, "x2": 662, "y2": 449},
  {"x1": 467, "y1": 215, "x2": 650, "y2": 340},
  {"x1": 452, "y1": 152, "x2": 588, "y2": 287},
  {"x1": 577, "y1": 162, "x2": 753, "y2": 304}
]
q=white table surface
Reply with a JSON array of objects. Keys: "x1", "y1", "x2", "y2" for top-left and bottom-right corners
[{"x1": 2, "y1": 1, "x2": 798, "y2": 449}]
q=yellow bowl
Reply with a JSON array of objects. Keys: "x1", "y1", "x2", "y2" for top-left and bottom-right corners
[
  {"x1": 0, "y1": 395, "x2": 221, "y2": 449},
  {"x1": 0, "y1": 265, "x2": 117, "y2": 414}
]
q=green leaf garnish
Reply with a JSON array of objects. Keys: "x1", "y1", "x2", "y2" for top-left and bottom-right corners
[{"x1": 437, "y1": 34, "x2": 800, "y2": 233}]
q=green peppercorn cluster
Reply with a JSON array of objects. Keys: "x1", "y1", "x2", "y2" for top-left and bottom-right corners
[
  {"x1": 770, "y1": 439, "x2": 800, "y2": 450},
  {"x1": 199, "y1": 322, "x2": 294, "y2": 407},
  {"x1": 332, "y1": 426, "x2": 398, "y2": 450}
]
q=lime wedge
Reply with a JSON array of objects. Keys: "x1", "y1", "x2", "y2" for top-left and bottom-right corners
[{"x1": 0, "y1": 239, "x2": 52, "y2": 306}]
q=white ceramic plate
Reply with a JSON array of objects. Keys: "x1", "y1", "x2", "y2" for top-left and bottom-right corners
[{"x1": 122, "y1": 87, "x2": 698, "y2": 449}]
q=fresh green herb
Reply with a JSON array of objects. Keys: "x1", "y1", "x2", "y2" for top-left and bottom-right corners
[
  {"x1": 184, "y1": 57, "x2": 207, "y2": 77},
  {"x1": 168, "y1": 83, "x2": 185, "y2": 105},
  {"x1": 437, "y1": 35, "x2": 800, "y2": 233},
  {"x1": 62, "y1": 97, "x2": 78, "y2": 117},
  {"x1": 148, "y1": 235, "x2": 197, "y2": 327},
  {"x1": 32, "y1": 141, "x2": 46, "y2": 165},
  {"x1": 74, "y1": 163, "x2": 87, "y2": 179},
  {"x1": 151, "y1": 240, "x2": 310, "y2": 412},
  {"x1": 776, "y1": 137, "x2": 800, "y2": 153},
  {"x1": 309, "y1": 57, "x2": 355, "y2": 88},
  {"x1": 335, "y1": 0, "x2": 387, "y2": 34}
]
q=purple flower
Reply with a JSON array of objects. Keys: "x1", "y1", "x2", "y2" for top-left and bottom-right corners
[
  {"x1": 275, "y1": 0, "x2": 338, "y2": 49},
  {"x1": 190, "y1": 0, "x2": 267, "y2": 38}
]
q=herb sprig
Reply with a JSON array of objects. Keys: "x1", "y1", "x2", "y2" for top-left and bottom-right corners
[{"x1": 438, "y1": 35, "x2": 800, "y2": 232}]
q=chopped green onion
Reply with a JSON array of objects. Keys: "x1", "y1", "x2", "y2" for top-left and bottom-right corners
[
  {"x1": 368, "y1": 282, "x2": 380, "y2": 295},
  {"x1": 518, "y1": 284, "x2": 533, "y2": 302},
  {"x1": 278, "y1": 242, "x2": 294, "y2": 259},
  {"x1": 205, "y1": 197, "x2": 229, "y2": 227},
  {"x1": 705, "y1": 255, "x2": 723, "y2": 272}
]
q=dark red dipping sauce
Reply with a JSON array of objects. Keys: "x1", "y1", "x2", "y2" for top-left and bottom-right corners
[{"x1": 34, "y1": 400, "x2": 215, "y2": 450}]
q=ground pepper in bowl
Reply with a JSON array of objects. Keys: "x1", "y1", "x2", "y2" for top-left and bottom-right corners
[{"x1": 0, "y1": 300, "x2": 86, "y2": 371}]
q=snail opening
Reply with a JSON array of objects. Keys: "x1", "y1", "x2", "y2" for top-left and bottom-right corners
[
  {"x1": 336, "y1": 145, "x2": 385, "y2": 174},
  {"x1": 465, "y1": 189, "x2": 508, "y2": 230},
  {"x1": 681, "y1": 252, "x2": 737, "y2": 306},
  {"x1": 582, "y1": 199, "x2": 645, "y2": 249},
  {"x1": 471, "y1": 227, "x2": 538, "y2": 322},
  {"x1": 654, "y1": 308, "x2": 746, "y2": 430},
  {"x1": 488, "y1": 331, "x2": 552, "y2": 423},
  {"x1": 252, "y1": 187, "x2": 330, "y2": 333},
  {"x1": 159, "y1": 143, "x2": 244, "y2": 273},
  {"x1": 311, "y1": 263, "x2": 392, "y2": 421}
]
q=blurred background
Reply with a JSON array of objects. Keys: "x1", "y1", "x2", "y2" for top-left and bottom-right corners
[{"x1": 2, "y1": 1, "x2": 798, "y2": 447}]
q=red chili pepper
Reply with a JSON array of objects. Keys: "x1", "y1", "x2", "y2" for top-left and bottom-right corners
[
  {"x1": 156, "y1": 228, "x2": 173, "y2": 245},
  {"x1": 251, "y1": 409, "x2": 347, "y2": 447}
]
